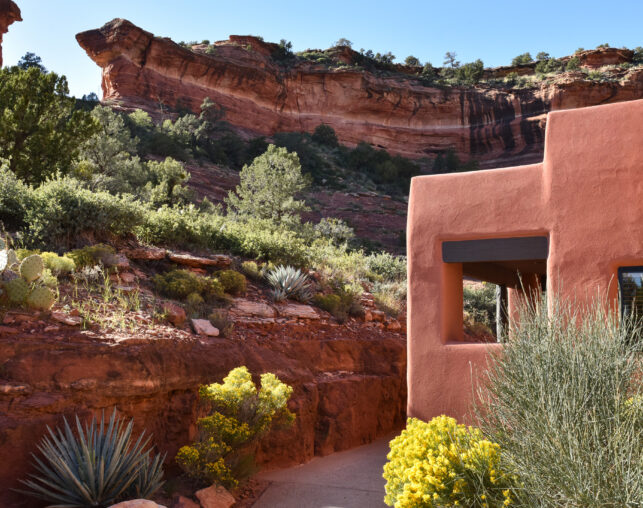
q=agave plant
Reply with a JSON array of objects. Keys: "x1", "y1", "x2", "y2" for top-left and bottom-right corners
[
  {"x1": 19, "y1": 409, "x2": 165, "y2": 507},
  {"x1": 266, "y1": 265, "x2": 313, "y2": 303}
]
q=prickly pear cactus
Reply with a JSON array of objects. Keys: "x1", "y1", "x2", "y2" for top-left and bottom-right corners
[
  {"x1": 20, "y1": 254, "x2": 44, "y2": 283},
  {"x1": 4, "y1": 277, "x2": 29, "y2": 305},
  {"x1": 26, "y1": 286, "x2": 55, "y2": 311},
  {"x1": 6, "y1": 249, "x2": 18, "y2": 269}
]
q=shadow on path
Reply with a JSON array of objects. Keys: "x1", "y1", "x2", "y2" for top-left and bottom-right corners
[{"x1": 252, "y1": 436, "x2": 393, "y2": 508}]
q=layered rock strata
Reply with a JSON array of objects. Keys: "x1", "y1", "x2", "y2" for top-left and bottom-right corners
[{"x1": 77, "y1": 19, "x2": 643, "y2": 167}]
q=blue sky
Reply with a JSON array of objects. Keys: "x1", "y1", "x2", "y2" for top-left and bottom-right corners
[{"x1": 3, "y1": 0, "x2": 642, "y2": 97}]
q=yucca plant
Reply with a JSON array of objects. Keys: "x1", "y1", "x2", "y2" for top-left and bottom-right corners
[
  {"x1": 19, "y1": 410, "x2": 165, "y2": 507},
  {"x1": 266, "y1": 265, "x2": 313, "y2": 302}
]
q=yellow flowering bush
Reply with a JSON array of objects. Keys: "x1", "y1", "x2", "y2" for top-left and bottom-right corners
[
  {"x1": 383, "y1": 416, "x2": 514, "y2": 508},
  {"x1": 176, "y1": 366, "x2": 294, "y2": 488}
]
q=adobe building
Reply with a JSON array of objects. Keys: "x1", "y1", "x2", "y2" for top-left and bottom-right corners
[{"x1": 406, "y1": 99, "x2": 643, "y2": 422}]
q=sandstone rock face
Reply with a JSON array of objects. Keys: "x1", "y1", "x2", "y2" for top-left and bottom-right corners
[
  {"x1": 276, "y1": 302, "x2": 320, "y2": 320},
  {"x1": 195, "y1": 485, "x2": 235, "y2": 508},
  {"x1": 0, "y1": 0, "x2": 21, "y2": 68},
  {"x1": 0, "y1": 322, "x2": 405, "y2": 507},
  {"x1": 76, "y1": 19, "x2": 643, "y2": 168}
]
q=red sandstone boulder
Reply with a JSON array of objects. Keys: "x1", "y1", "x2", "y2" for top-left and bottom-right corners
[
  {"x1": 276, "y1": 303, "x2": 320, "y2": 320},
  {"x1": 191, "y1": 318, "x2": 219, "y2": 337},
  {"x1": 169, "y1": 252, "x2": 232, "y2": 269},
  {"x1": 230, "y1": 298, "x2": 276, "y2": 318},
  {"x1": 163, "y1": 302, "x2": 186, "y2": 326},
  {"x1": 123, "y1": 246, "x2": 167, "y2": 260},
  {"x1": 195, "y1": 486, "x2": 235, "y2": 508}
]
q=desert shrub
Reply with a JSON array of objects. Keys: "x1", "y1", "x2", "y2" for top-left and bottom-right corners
[
  {"x1": 39, "y1": 252, "x2": 76, "y2": 276},
  {"x1": 311, "y1": 124, "x2": 339, "y2": 147},
  {"x1": 240, "y1": 260, "x2": 262, "y2": 280},
  {"x1": 313, "y1": 217, "x2": 355, "y2": 244},
  {"x1": 477, "y1": 297, "x2": 643, "y2": 506},
  {"x1": 67, "y1": 244, "x2": 117, "y2": 270},
  {"x1": 20, "y1": 410, "x2": 164, "y2": 507},
  {"x1": 216, "y1": 269, "x2": 247, "y2": 296},
  {"x1": 365, "y1": 252, "x2": 406, "y2": 282},
  {"x1": 153, "y1": 269, "x2": 224, "y2": 303},
  {"x1": 463, "y1": 283, "x2": 496, "y2": 333},
  {"x1": 153, "y1": 269, "x2": 204, "y2": 300},
  {"x1": 266, "y1": 265, "x2": 313, "y2": 302},
  {"x1": 271, "y1": 132, "x2": 328, "y2": 183},
  {"x1": 535, "y1": 57, "x2": 564, "y2": 74},
  {"x1": 452, "y1": 59, "x2": 484, "y2": 85},
  {"x1": 0, "y1": 164, "x2": 33, "y2": 231},
  {"x1": 313, "y1": 284, "x2": 362, "y2": 322},
  {"x1": 511, "y1": 52, "x2": 533, "y2": 66},
  {"x1": 383, "y1": 416, "x2": 514, "y2": 507},
  {"x1": 372, "y1": 280, "x2": 406, "y2": 317},
  {"x1": 565, "y1": 56, "x2": 580, "y2": 70},
  {"x1": 633, "y1": 46, "x2": 643, "y2": 64},
  {"x1": 176, "y1": 366, "x2": 294, "y2": 488},
  {"x1": 209, "y1": 309, "x2": 234, "y2": 337},
  {"x1": 26, "y1": 177, "x2": 145, "y2": 250}
]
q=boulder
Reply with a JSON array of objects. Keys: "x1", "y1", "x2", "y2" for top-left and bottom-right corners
[
  {"x1": 277, "y1": 303, "x2": 320, "y2": 320},
  {"x1": 230, "y1": 298, "x2": 276, "y2": 318},
  {"x1": 51, "y1": 312, "x2": 82, "y2": 326},
  {"x1": 191, "y1": 319, "x2": 220, "y2": 337},
  {"x1": 168, "y1": 252, "x2": 232, "y2": 269},
  {"x1": 195, "y1": 485, "x2": 235, "y2": 508},
  {"x1": 163, "y1": 302, "x2": 187, "y2": 326},
  {"x1": 123, "y1": 246, "x2": 167, "y2": 260},
  {"x1": 108, "y1": 500, "x2": 167, "y2": 508}
]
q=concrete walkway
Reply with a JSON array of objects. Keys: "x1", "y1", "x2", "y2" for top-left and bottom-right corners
[{"x1": 252, "y1": 436, "x2": 393, "y2": 508}]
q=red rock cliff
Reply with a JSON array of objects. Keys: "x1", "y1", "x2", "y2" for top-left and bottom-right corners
[
  {"x1": 77, "y1": 18, "x2": 643, "y2": 168},
  {"x1": 0, "y1": 0, "x2": 21, "y2": 67}
]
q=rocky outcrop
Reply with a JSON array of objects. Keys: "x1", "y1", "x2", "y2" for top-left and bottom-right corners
[
  {"x1": 0, "y1": 0, "x2": 21, "y2": 67},
  {"x1": 77, "y1": 18, "x2": 643, "y2": 168},
  {"x1": 0, "y1": 319, "x2": 406, "y2": 507}
]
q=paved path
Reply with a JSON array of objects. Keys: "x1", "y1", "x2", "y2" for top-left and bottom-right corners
[{"x1": 252, "y1": 436, "x2": 393, "y2": 508}]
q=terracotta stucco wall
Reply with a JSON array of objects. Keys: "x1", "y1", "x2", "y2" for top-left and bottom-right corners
[{"x1": 407, "y1": 99, "x2": 643, "y2": 422}]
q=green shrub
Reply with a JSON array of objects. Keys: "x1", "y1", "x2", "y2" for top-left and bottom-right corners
[
  {"x1": 463, "y1": 283, "x2": 496, "y2": 334},
  {"x1": 153, "y1": 269, "x2": 225, "y2": 303},
  {"x1": 311, "y1": 124, "x2": 339, "y2": 147},
  {"x1": 176, "y1": 366, "x2": 294, "y2": 488},
  {"x1": 39, "y1": 252, "x2": 76, "y2": 275},
  {"x1": 0, "y1": 164, "x2": 33, "y2": 231},
  {"x1": 26, "y1": 177, "x2": 145, "y2": 250},
  {"x1": 365, "y1": 252, "x2": 406, "y2": 282},
  {"x1": 20, "y1": 410, "x2": 164, "y2": 506},
  {"x1": 511, "y1": 52, "x2": 533, "y2": 66},
  {"x1": 216, "y1": 269, "x2": 246, "y2": 295},
  {"x1": 313, "y1": 286, "x2": 361, "y2": 322},
  {"x1": 565, "y1": 56, "x2": 580, "y2": 70},
  {"x1": 153, "y1": 269, "x2": 203, "y2": 300},
  {"x1": 240, "y1": 260, "x2": 262, "y2": 280},
  {"x1": 67, "y1": 244, "x2": 117, "y2": 270},
  {"x1": 477, "y1": 297, "x2": 643, "y2": 505},
  {"x1": 372, "y1": 281, "x2": 406, "y2": 317},
  {"x1": 383, "y1": 416, "x2": 514, "y2": 507}
]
